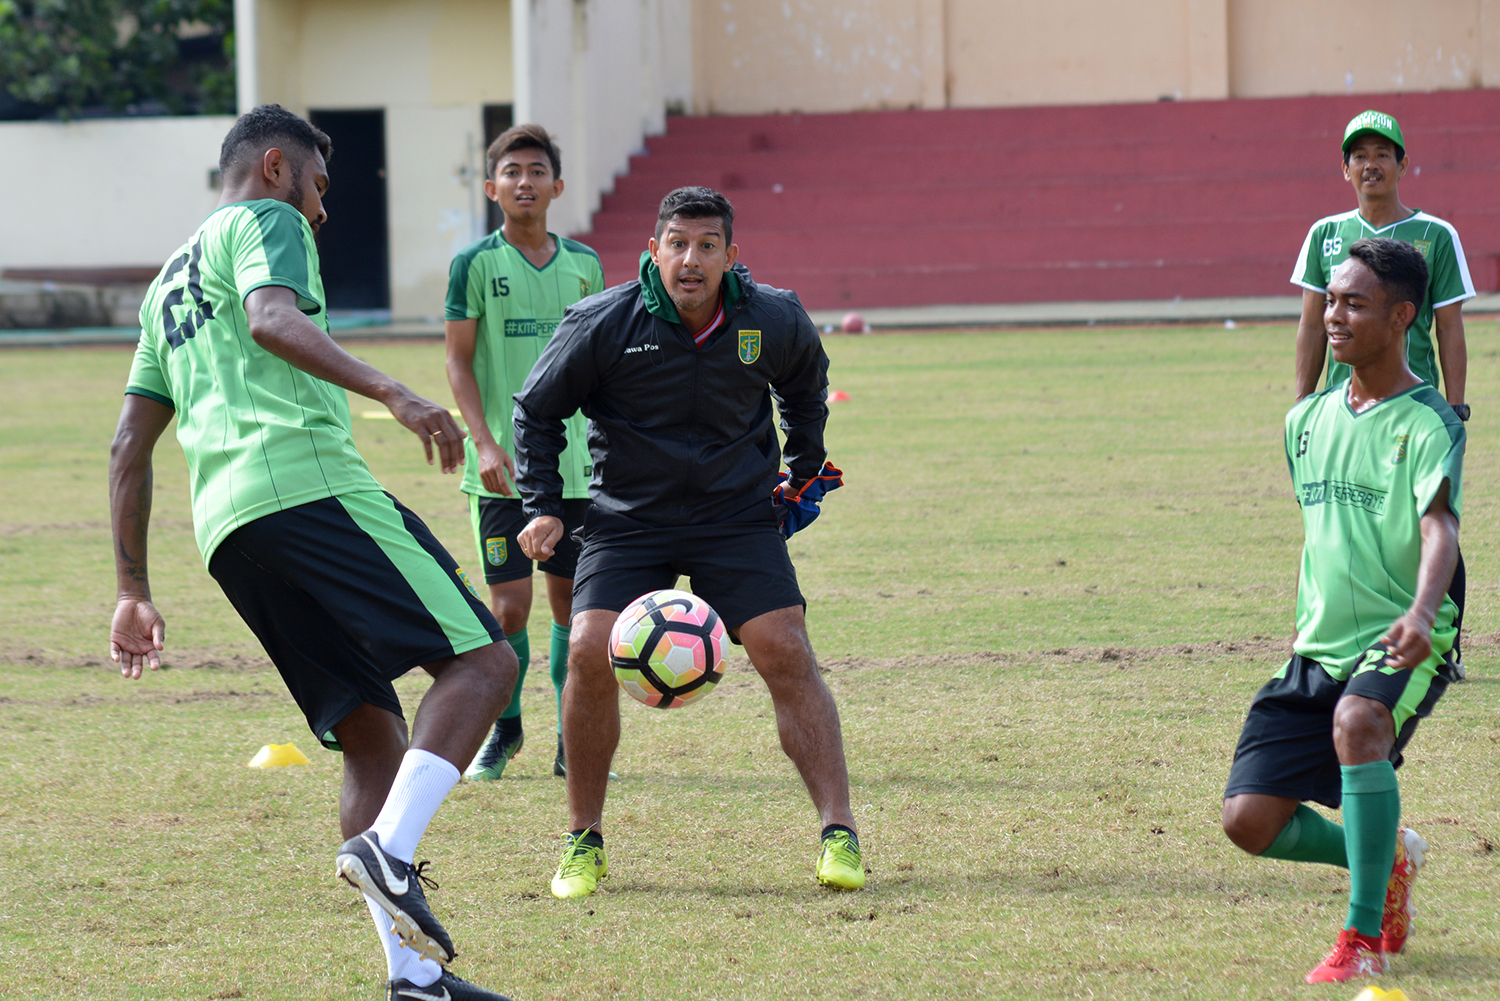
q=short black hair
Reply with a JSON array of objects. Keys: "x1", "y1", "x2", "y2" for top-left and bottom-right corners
[
  {"x1": 655, "y1": 186, "x2": 734, "y2": 247},
  {"x1": 1342, "y1": 135, "x2": 1404, "y2": 165},
  {"x1": 487, "y1": 123, "x2": 562, "y2": 181},
  {"x1": 1346, "y1": 237, "x2": 1428, "y2": 332},
  {"x1": 219, "y1": 104, "x2": 333, "y2": 183}
]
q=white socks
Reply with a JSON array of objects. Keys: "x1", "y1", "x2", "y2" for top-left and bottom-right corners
[
  {"x1": 369, "y1": 748, "x2": 460, "y2": 864},
  {"x1": 363, "y1": 747, "x2": 460, "y2": 985},
  {"x1": 363, "y1": 895, "x2": 443, "y2": 986}
]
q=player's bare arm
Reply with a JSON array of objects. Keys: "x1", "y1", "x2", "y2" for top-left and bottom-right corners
[
  {"x1": 1432, "y1": 302, "x2": 1467, "y2": 407},
  {"x1": 107, "y1": 393, "x2": 175, "y2": 678},
  {"x1": 1293, "y1": 287, "x2": 1329, "y2": 401},
  {"x1": 244, "y1": 285, "x2": 467, "y2": 472},
  {"x1": 443, "y1": 317, "x2": 514, "y2": 495},
  {"x1": 1381, "y1": 482, "x2": 1459, "y2": 669}
]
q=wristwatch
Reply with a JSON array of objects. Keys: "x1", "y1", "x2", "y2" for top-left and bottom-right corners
[{"x1": 1453, "y1": 403, "x2": 1471, "y2": 422}]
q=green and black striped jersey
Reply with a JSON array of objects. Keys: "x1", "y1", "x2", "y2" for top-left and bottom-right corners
[{"x1": 127, "y1": 199, "x2": 380, "y2": 564}]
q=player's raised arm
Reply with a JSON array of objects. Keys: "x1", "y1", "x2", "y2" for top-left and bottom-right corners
[
  {"x1": 244, "y1": 285, "x2": 467, "y2": 472},
  {"x1": 108, "y1": 393, "x2": 175, "y2": 678}
]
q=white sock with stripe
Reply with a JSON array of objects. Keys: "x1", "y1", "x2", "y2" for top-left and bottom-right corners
[{"x1": 369, "y1": 748, "x2": 460, "y2": 863}]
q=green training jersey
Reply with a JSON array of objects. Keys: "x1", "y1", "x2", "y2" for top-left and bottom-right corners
[
  {"x1": 126, "y1": 199, "x2": 381, "y2": 564},
  {"x1": 1285, "y1": 380, "x2": 1464, "y2": 679},
  {"x1": 1291, "y1": 209, "x2": 1474, "y2": 393},
  {"x1": 446, "y1": 231, "x2": 603, "y2": 499}
]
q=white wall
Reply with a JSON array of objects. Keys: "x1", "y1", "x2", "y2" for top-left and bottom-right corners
[
  {"x1": 0, "y1": 117, "x2": 234, "y2": 272},
  {"x1": 513, "y1": 0, "x2": 693, "y2": 238},
  {"x1": 237, "y1": 0, "x2": 512, "y2": 321}
]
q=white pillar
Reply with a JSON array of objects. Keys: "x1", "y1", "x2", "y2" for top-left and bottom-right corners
[
  {"x1": 234, "y1": 0, "x2": 258, "y2": 113},
  {"x1": 511, "y1": 0, "x2": 534, "y2": 123}
]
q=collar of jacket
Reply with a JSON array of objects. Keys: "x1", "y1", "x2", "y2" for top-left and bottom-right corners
[{"x1": 638, "y1": 251, "x2": 747, "y2": 325}]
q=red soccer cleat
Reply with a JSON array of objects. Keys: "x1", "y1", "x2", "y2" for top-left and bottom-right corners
[
  {"x1": 1381, "y1": 826, "x2": 1428, "y2": 955},
  {"x1": 1305, "y1": 928, "x2": 1388, "y2": 984}
]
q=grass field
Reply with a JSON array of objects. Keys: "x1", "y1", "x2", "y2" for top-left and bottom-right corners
[{"x1": 1, "y1": 326, "x2": 1497, "y2": 1000}]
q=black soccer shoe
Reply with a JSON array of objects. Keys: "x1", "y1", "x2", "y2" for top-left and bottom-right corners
[
  {"x1": 388, "y1": 970, "x2": 513, "y2": 1001},
  {"x1": 336, "y1": 830, "x2": 455, "y2": 966}
]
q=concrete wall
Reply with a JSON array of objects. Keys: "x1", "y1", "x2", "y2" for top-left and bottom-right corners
[
  {"x1": 241, "y1": 0, "x2": 511, "y2": 320},
  {"x1": 687, "y1": 0, "x2": 1499, "y2": 112},
  {"x1": 0, "y1": 117, "x2": 233, "y2": 274},
  {"x1": 1228, "y1": 0, "x2": 1494, "y2": 97},
  {"x1": 513, "y1": 0, "x2": 692, "y2": 238}
]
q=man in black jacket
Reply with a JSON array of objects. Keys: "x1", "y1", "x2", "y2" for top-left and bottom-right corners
[{"x1": 514, "y1": 187, "x2": 863, "y2": 898}]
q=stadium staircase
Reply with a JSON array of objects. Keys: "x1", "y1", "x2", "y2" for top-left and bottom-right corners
[{"x1": 574, "y1": 90, "x2": 1500, "y2": 311}]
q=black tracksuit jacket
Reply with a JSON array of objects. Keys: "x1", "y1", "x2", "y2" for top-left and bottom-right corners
[{"x1": 512, "y1": 256, "x2": 829, "y2": 529}]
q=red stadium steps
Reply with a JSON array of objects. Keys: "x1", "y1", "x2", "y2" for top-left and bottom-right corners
[{"x1": 571, "y1": 90, "x2": 1500, "y2": 310}]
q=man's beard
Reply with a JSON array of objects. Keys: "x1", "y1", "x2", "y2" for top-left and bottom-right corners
[{"x1": 287, "y1": 160, "x2": 305, "y2": 210}]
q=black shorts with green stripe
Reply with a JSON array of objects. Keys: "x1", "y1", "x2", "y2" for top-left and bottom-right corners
[
  {"x1": 208, "y1": 490, "x2": 505, "y2": 750},
  {"x1": 1224, "y1": 644, "x2": 1455, "y2": 809}
]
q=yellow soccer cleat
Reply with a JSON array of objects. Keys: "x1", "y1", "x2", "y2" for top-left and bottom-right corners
[
  {"x1": 551, "y1": 830, "x2": 608, "y2": 899},
  {"x1": 816, "y1": 829, "x2": 866, "y2": 890}
]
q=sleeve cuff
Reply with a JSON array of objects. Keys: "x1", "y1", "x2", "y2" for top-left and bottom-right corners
[{"x1": 125, "y1": 386, "x2": 174, "y2": 409}]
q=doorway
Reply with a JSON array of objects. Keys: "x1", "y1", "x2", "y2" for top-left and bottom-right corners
[
  {"x1": 308, "y1": 109, "x2": 390, "y2": 313},
  {"x1": 483, "y1": 103, "x2": 514, "y2": 235}
]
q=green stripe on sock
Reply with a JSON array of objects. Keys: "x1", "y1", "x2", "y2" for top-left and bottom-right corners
[
  {"x1": 550, "y1": 621, "x2": 570, "y2": 734},
  {"x1": 1261, "y1": 804, "x2": 1348, "y2": 867},
  {"x1": 500, "y1": 628, "x2": 529, "y2": 721},
  {"x1": 1341, "y1": 760, "x2": 1400, "y2": 937}
]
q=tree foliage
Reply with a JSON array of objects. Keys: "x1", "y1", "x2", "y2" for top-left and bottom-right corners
[{"x1": 0, "y1": 0, "x2": 233, "y2": 119}]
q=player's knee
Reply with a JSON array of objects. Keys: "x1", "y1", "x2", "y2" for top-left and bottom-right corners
[
  {"x1": 566, "y1": 611, "x2": 615, "y2": 678},
  {"x1": 1332, "y1": 696, "x2": 1395, "y2": 761},
  {"x1": 1220, "y1": 797, "x2": 1274, "y2": 855}
]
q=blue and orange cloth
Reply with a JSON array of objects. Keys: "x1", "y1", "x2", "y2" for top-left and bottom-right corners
[{"x1": 772, "y1": 461, "x2": 843, "y2": 539}]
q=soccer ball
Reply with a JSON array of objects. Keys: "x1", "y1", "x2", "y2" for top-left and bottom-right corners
[{"x1": 609, "y1": 589, "x2": 727, "y2": 709}]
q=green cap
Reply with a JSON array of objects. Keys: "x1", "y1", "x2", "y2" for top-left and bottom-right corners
[{"x1": 1342, "y1": 109, "x2": 1405, "y2": 154}]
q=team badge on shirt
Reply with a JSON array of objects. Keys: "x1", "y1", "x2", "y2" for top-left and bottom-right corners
[
  {"x1": 1411, "y1": 240, "x2": 1432, "y2": 259},
  {"x1": 579, "y1": 277, "x2": 592, "y2": 298},
  {"x1": 456, "y1": 567, "x2": 483, "y2": 601},
  {"x1": 738, "y1": 330, "x2": 761, "y2": 364},
  {"x1": 486, "y1": 536, "x2": 507, "y2": 565},
  {"x1": 1392, "y1": 434, "x2": 1408, "y2": 465}
]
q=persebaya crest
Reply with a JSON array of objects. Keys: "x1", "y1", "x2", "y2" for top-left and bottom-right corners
[
  {"x1": 738, "y1": 329, "x2": 761, "y2": 364},
  {"x1": 486, "y1": 536, "x2": 507, "y2": 565}
]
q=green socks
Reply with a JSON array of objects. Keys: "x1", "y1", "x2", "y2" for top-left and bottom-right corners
[
  {"x1": 1341, "y1": 760, "x2": 1400, "y2": 938},
  {"x1": 500, "y1": 628, "x2": 529, "y2": 721},
  {"x1": 550, "y1": 621, "x2": 570, "y2": 734},
  {"x1": 1260, "y1": 803, "x2": 1348, "y2": 868}
]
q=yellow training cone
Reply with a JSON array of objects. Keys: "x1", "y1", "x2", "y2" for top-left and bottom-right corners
[
  {"x1": 1352, "y1": 987, "x2": 1409, "y2": 1001},
  {"x1": 248, "y1": 742, "x2": 312, "y2": 768}
]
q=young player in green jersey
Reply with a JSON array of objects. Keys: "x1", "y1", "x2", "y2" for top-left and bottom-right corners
[
  {"x1": 109, "y1": 105, "x2": 517, "y2": 1001},
  {"x1": 1291, "y1": 110, "x2": 1475, "y2": 401},
  {"x1": 1291, "y1": 109, "x2": 1474, "y2": 679},
  {"x1": 1224, "y1": 239, "x2": 1462, "y2": 985},
  {"x1": 446, "y1": 125, "x2": 604, "y2": 782}
]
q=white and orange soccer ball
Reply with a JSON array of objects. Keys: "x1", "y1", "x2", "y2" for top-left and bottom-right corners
[{"x1": 609, "y1": 589, "x2": 727, "y2": 709}]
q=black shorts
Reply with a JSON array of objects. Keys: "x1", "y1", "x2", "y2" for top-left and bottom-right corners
[
  {"x1": 208, "y1": 491, "x2": 505, "y2": 750},
  {"x1": 571, "y1": 514, "x2": 805, "y2": 633},
  {"x1": 469, "y1": 495, "x2": 589, "y2": 584},
  {"x1": 1224, "y1": 646, "x2": 1453, "y2": 809}
]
